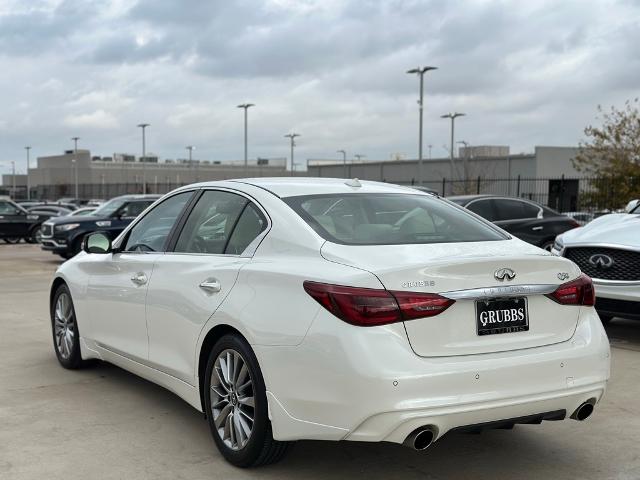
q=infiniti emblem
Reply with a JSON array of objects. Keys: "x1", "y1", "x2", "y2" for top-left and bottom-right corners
[
  {"x1": 589, "y1": 254, "x2": 614, "y2": 269},
  {"x1": 494, "y1": 268, "x2": 516, "y2": 281}
]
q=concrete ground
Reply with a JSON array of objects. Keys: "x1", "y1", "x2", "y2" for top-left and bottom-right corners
[{"x1": 1, "y1": 243, "x2": 639, "y2": 480}]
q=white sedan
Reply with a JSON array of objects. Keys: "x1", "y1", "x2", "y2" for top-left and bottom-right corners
[
  {"x1": 50, "y1": 178, "x2": 610, "y2": 467},
  {"x1": 553, "y1": 200, "x2": 640, "y2": 322}
]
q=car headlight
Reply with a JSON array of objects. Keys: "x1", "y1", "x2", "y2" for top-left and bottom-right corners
[
  {"x1": 96, "y1": 220, "x2": 112, "y2": 227},
  {"x1": 552, "y1": 237, "x2": 564, "y2": 252},
  {"x1": 55, "y1": 223, "x2": 80, "y2": 232}
]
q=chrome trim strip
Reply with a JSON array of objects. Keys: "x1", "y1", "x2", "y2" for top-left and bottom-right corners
[
  {"x1": 442, "y1": 284, "x2": 557, "y2": 300},
  {"x1": 592, "y1": 278, "x2": 640, "y2": 286},
  {"x1": 563, "y1": 242, "x2": 640, "y2": 253}
]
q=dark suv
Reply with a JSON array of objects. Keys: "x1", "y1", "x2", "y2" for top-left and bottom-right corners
[
  {"x1": 0, "y1": 198, "x2": 53, "y2": 244},
  {"x1": 40, "y1": 194, "x2": 160, "y2": 258}
]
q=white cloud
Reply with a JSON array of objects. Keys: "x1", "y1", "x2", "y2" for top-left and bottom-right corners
[{"x1": 63, "y1": 109, "x2": 119, "y2": 129}]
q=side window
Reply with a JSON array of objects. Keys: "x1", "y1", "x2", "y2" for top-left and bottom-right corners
[
  {"x1": 0, "y1": 201, "x2": 21, "y2": 215},
  {"x1": 225, "y1": 204, "x2": 268, "y2": 255},
  {"x1": 123, "y1": 192, "x2": 192, "y2": 252},
  {"x1": 118, "y1": 200, "x2": 153, "y2": 218},
  {"x1": 494, "y1": 199, "x2": 539, "y2": 221},
  {"x1": 466, "y1": 199, "x2": 496, "y2": 221},
  {"x1": 174, "y1": 191, "x2": 248, "y2": 254}
]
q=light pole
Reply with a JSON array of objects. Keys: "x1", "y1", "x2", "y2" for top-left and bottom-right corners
[
  {"x1": 137, "y1": 123, "x2": 150, "y2": 194},
  {"x1": 237, "y1": 103, "x2": 254, "y2": 175},
  {"x1": 407, "y1": 66, "x2": 437, "y2": 186},
  {"x1": 441, "y1": 112, "x2": 466, "y2": 182},
  {"x1": 284, "y1": 133, "x2": 300, "y2": 176},
  {"x1": 71, "y1": 137, "x2": 79, "y2": 198},
  {"x1": 354, "y1": 154, "x2": 365, "y2": 162},
  {"x1": 11, "y1": 161, "x2": 16, "y2": 199},
  {"x1": 457, "y1": 140, "x2": 471, "y2": 184},
  {"x1": 25, "y1": 146, "x2": 31, "y2": 200},
  {"x1": 186, "y1": 146, "x2": 195, "y2": 182},
  {"x1": 427, "y1": 144, "x2": 433, "y2": 160},
  {"x1": 337, "y1": 149, "x2": 347, "y2": 177}
]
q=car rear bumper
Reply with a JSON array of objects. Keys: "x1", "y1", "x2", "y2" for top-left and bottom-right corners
[
  {"x1": 256, "y1": 307, "x2": 610, "y2": 443},
  {"x1": 592, "y1": 281, "x2": 640, "y2": 320}
]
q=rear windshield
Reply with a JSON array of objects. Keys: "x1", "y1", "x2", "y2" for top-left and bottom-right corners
[{"x1": 284, "y1": 193, "x2": 508, "y2": 245}]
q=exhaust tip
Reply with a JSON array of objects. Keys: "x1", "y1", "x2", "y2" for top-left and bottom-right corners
[
  {"x1": 404, "y1": 427, "x2": 436, "y2": 451},
  {"x1": 572, "y1": 401, "x2": 595, "y2": 421}
]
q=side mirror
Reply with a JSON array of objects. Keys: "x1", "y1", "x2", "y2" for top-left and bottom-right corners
[
  {"x1": 625, "y1": 199, "x2": 639, "y2": 213},
  {"x1": 83, "y1": 232, "x2": 112, "y2": 254}
]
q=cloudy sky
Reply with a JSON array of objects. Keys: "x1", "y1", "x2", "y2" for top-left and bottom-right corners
[{"x1": 0, "y1": 0, "x2": 639, "y2": 173}]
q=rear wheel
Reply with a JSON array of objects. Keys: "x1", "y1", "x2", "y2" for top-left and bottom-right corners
[
  {"x1": 540, "y1": 240, "x2": 554, "y2": 251},
  {"x1": 204, "y1": 334, "x2": 290, "y2": 467},
  {"x1": 4, "y1": 237, "x2": 21, "y2": 244},
  {"x1": 27, "y1": 227, "x2": 43, "y2": 244},
  {"x1": 51, "y1": 284, "x2": 84, "y2": 369}
]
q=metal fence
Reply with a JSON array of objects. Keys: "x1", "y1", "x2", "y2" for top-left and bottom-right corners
[{"x1": 2, "y1": 175, "x2": 638, "y2": 213}]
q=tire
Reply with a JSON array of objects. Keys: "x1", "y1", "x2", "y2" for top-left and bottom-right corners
[
  {"x1": 51, "y1": 284, "x2": 85, "y2": 369},
  {"x1": 598, "y1": 314, "x2": 613, "y2": 325},
  {"x1": 540, "y1": 240, "x2": 554, "y2": 252},
  {"x1": 27, "y1": 227, "x2": 43, "y2": 244},
  {"x1": 3, "y1": 237, "x2": 21, "y2": 244},
  {"x1": 204, "y1": 334, "x2": 290, "y2": 467}
]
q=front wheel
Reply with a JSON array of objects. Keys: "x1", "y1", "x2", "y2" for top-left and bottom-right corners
[
  {"x1": 27, "y1": 227, "x2": 43, "y2": 244},
  {"x1": 540, "y1": 240, "x2": 555, "y2": 252},
  {"x1": 51, "y1": 284, "x2": 85, "y2": 369},
  {"x1": 204, "y1": 334, "x2": 290, "y2": 467},
  {"x1": 3, "y1": 237, "x2": 21, "y2": 244}
]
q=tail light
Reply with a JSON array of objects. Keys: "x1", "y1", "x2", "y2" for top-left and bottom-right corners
[
  {"x1": 546, "y1": 274, "x2": 595, "y2": 306},
  {"x1": 303, "y1": 281, "x2": 454, "y2": 327}
]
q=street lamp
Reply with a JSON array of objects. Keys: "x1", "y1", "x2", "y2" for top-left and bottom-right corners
[
  {"x1": 337, "y1": 149, "x2": 347, "y2": 177},
  {"x1": 427, "y1": 144, "x2": 433, "y2": 160},
  {"x1": 237, "y1": 103, "x2": 254, "y2": 174},
  {"x1": 457, "y1": 140, "x2": 471, "y2": 187},
  {"x1": 186, "y1": 145, "x2": 195, "y2": 182},
  {"x1": 71, "y1": 137, "x2": 80, "y2": 198},
  {"x1": 11, "y1": 161, "x2": 16, "y2": 199},
  {"x1": 284, "y1": 133, "x2": 300, "y2": 176},
  {"x1": 354, "y1": 154, "x2": 365, "y2": 162},
  {"x1": 137, "y1": 123, "x2": 150, "y2": 194},
  {"x1": 407, "y1": 66, "x2": 437, "y2": 186},
  {"x1": 441, "y1": 112, "x2": 466, "y2": 182},
  {"x1": 25, "y1": 146, "x2": 31, "y2": 200}
]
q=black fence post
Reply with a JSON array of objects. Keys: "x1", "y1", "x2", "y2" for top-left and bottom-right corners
[
  {"x1": 516, "y1": 175, "x2": 521, "y2": 197},
  {"x1": 442, "y1": 178, "x2": 446, "y2": 196},
  {"x1": 559, "y1": 174, "x2": 565, "y2": 213},
  {"x1": 476, "y1": 176, "x2": 481, "y2": 194}
]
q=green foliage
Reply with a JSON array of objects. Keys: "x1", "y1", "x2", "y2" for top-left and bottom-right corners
[{"x1": 573, "y1": 99, "x2": 640, "y2": 209}]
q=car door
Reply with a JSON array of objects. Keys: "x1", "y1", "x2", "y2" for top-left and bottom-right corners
[
  {"x1": 145, "y1": 189, "x2": 269, "y2": 383},
  {"x1": 85, "y1": 192, "x2": 194, "y2": 360},
  {"x1": 0, "y1": 200, "x2": 31, "y2": 237},
  {"x1": 490, "y1": 198, "x2": 543, "y2": 244}
]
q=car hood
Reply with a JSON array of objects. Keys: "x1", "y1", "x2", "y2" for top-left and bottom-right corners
[
  {"x1": 559, "y1": 213, "x2": 640, "y2": 247},
  {"x1": 45, "y1": 215, "x2": 107, "y2": 226}
]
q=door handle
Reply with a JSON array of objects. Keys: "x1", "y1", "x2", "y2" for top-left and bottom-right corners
[
  {"x1": 531, "y1": 226, "x2": 543, "y2": 231},
  {"x1": 130, "y1": 272, "x2": 148, "y2": 286},
  {"x1": 199, "y1": 278, "x2": 221, "y2": 294}
]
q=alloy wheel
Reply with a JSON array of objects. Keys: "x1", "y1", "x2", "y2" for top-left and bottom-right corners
[
  {"x1": 210, "y1": 349, "x2": 255, "y2": 451},
  {"x1": 54, "y1": 293, "x2": 75, "y2": 360}
]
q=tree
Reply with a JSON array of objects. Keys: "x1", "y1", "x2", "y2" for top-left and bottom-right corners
[{"x1": 573, "y1": 99, "x2": 640, "y2": 210}]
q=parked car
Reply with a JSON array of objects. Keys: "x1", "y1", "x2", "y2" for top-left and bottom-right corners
[
  {"x1": 68, "y1": 207, "x2": 97, "y2": 217},
  {"x1": 0, "y1": 198, "x2": 51, "y2": 243},
  {"x1": 564, "y1": 211, "x2": 595, "y2": 226},
  {"x1": 49, "y1": 179, "x2": 609, "y2": 467},
  {"x1": 27, "y1": 205, "x2": 73, "y2": 217},
  {"x1": 448, "y1": 195, "x2": 580, "y2": 250},
  {"x1": 18, "y1": 201, "x2": 78, "y2": 211},
  {"x1": 40, "y1": 194, "x2": 160, "y2": 258},
  {"x1": 552, "y1": 201, "x2": 640, "y2": 323}
]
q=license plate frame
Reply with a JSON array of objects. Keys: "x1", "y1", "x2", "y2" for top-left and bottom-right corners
[{"x1": 475, "y1": 297, "x2": 529, "y2": 336}]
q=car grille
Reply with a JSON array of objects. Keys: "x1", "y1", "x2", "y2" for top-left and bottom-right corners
[
  {"x1": 564, "y1": 247, "x2": 640, "y2": 281},
  {"x1": 41, "y1": 224, "x2": 53, "y2": 237}
]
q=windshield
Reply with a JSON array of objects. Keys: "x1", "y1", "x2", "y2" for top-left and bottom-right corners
[
  {"x1": 284, "y1": 193, "x2": 508, "y2": 245},
  {"x1": 92, "y1": 197, "x2": 128, "y2": 217}
]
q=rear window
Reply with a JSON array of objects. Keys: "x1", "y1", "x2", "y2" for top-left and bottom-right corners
[{"x1": 284, "y1": 193, "x2": 507, "y2": 245}]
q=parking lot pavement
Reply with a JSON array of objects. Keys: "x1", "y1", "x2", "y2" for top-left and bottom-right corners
[{"x1": 1, "y1": 244, "x2": 639, "y2": 480}]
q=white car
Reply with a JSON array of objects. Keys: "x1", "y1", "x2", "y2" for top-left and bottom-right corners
[
  {"x1": 50, "y1": 178, "x2": 610, "y2": 467},
  {"x1": 553, "y1": 201, "x2": 640, "y2": 322}
]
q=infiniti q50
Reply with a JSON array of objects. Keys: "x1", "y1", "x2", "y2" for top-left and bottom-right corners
[{"x1": 49, "y1": 178, "x2": 610, "y2": 467}]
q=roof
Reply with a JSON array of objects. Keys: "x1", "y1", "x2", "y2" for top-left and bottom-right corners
[{"x1": 227, "y1": 177, "x2": 426, "y2": 198}]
